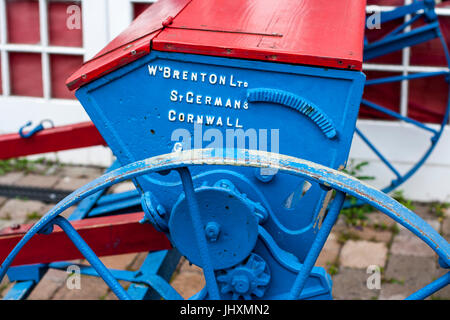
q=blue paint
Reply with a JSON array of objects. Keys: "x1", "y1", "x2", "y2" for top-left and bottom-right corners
[
  {"x1": 361, "y1": 0, "x2": 450, "y2": 194},
  {"x1": 18, "y1": 120, "x2": 54, "y2": 139},
  {"x1": 74, "y1": 48, "x2": 365, "y2": 299},
  {"x1": 1, "y1": 148, "x2": 447, "y2": 299},
  {"x1": 3, "y1": 1, "x2": 448, "y2": 300}
]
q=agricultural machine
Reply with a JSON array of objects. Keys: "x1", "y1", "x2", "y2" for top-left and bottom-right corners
[{"x1": 0, "y1": 0, "x2": 448, "y2": 300}]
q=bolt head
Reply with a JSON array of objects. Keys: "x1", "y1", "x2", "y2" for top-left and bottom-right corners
[
  {"x1": 231, "y1": 275, "x2": 250, "y2": 294},
  {"x1": 204, "y1": 222, "x2": 220, "y2": 242}
]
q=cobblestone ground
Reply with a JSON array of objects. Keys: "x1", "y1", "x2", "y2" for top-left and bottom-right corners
[{"x1": 0, "y1": 164, "x2": 448, "y2": 300}]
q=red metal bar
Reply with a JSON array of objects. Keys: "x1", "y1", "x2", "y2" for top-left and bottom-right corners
[
  {"x1": 0, "y1": 212, "x2": 171, "y2": 266},
  {"x1": 0, "y1": 121, "x2": 106, "y2": 160}
]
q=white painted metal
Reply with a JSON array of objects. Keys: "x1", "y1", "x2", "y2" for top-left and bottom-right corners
[
  {"x1": 0, "y1": 0, "x2": 10, "y2": 96},
  {"x1": 39, "y1": 0, "x2": 51, "y2": 99}
]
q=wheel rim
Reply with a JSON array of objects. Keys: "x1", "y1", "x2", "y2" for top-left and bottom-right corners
[
  {"x1": 0, "y1": 148, "x2": 448, "y2": 300},
  {"x1": 360, "y1": 2, "x2": 450, "y2": 194}
]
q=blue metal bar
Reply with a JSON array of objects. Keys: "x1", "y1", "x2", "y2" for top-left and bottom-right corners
[
  {"x1": 96, "y1": 189, "x2": 139, "y2": 206},
  {"x1": 126, "y1": 249, "x2": 181, "y2": 300},
  {"x1": 361, "y1": 99, "x2": 438, "y2": 134},
  {"x1": 3, "y1": 280, "x2": 35, "y2": 300},
  {"x1": 288, "y1": 191, "x2": 346, "y2": 299},
  {"x1": 49, "y1": 262, "x2": 138, "y2": 282},
  {"x1": 1, "y1": 149, "x2": 448, "y2": 299},
  {"x1": 371, "y1": 0, "x2": 429, "y2": 25},
  {"x1": 177, "y1": 167, "x2": 220, "y2": 299},
  {"x1": 69, "y1": 161, "x2": 121, "y2": 221},
  {"x1": 406, "y1": 272, "x2": 450, "y2": 300},
  {"x1": 49, "y1": 250, "x2": 183, "y2": 300},
  {"x1": 88, "y1": 197, "x2": 141, "y2": 217},
  {"x1": 382, "y1": 13, "x2": 423, "y2": 40},
  {"x1": 2, "y1": 162, "x2": 120, "y2": 300},
  {"x1": 355, "y1": 127, "x2": 402, "y2": 179},
  {"x1": 52, "y1": 216, "x2": 131, "y2": 300},
  {"x1": 365, "y1": 71, "x2": 449, "y2": 86},
  {"x1": 364, "y1": 22, "x2": 440, "y2": 61}
]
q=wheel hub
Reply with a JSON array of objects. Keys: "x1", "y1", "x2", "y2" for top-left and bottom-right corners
[{"x1": 169, "y1": 180, "x2": 261, "y2": 270}]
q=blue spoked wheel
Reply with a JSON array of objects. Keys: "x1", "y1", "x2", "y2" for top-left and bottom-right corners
[
  {"x1": 361, "y1": 0, "x2": 450, "y2": 194},
  {"x1": 0, "y1": 149, "x2": 447, "y2": 300}
]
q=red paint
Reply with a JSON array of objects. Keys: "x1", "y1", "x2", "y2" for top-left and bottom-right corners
[
  {"x1": 48, "y1": 1, "x2": 83, "y2": 47},
  {"x1": 0, "y1": 122, "x2": 106, "y2": 160},
  {"x1": 66, "y1": 0, "x2": 192, "y2": 90},
  {"x1": 360, "y1": 71, "x2": 402, "y2": 121},
  {"x1": 0, "y1": 212, "x2": 171, "y2": 266},
  {"x1": 67, "y1": 0, "x2": 366, "y2": 91},
  {"x1": 363, "y1": 1, "x2": 450, "y2": 123},
  {"x1": 10, "y1": 52, "x2": 43, "y2": 97},
  {"x1": 6, "y1": 0, "x2": 40, "y2": 44},
  {"x1": 50, "y1": 54, "x2": 84, "y2": 99}
]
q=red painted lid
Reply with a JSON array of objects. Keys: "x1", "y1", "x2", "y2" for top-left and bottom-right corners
[{"x1": 67, "y1": 0, "x2": 366, "y2": 91}]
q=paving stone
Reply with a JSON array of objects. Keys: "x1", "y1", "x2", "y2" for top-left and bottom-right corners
[
  {"x1": 340, "y1": 240, "x2": 388, "y2": 269},
  {"x1": 366, "y1": 212, "x2": 396, "y2": 228},
  {"x1": 177, "y1": 257, "x2": 203, "y2": 275},
  {"x1": 0, "y1": 283, "x2": 15, "y2": 299},
  {"x1": 109, "y1": 181, "x2": 136, "y2": 194},
  {"x1": 100, "y1": 253, "x2": 138, "y2": 270},
  {"x1": 0, "y1": 172, "x2": 25, "y2": 185},
  {"x1": 0, "y1": 199, "x2": 50, "y2": 223},
  {"x1": 59, "y1": 166, "x2": 103, "y2": 179},
  {"x1": 103, "y1": 290, "x2": 119, "y2": 300},
  {"x1": 171, "y1": 271, "x2": 205, "y2": 300},
  {"x1": 79, "y1": 253, "x2": 138, "y2": 272},
  {"x1": 53, "y1": 177, "x2": 93, "y2": 191},
  {"x1": 316, "y1": 233, "x2": 341, "y2": 268},
  {"x1": 379, "y1": 255, "x2": 436, "y2": 300},
  {"x1": 0, "y1": 219, "x2": 17, "y2": 230},
  {"x1": 331, "y1": 267, "x2": 380, "y2": 300},
  {"x1": 344, "y1": 226, "x2": 392, "y2": 243},
  {"x1": 28, "y1": 269, "x2": 67, "y2": 300},
  {"x1": 0, "y1": 196, "x2": 7, "y2": 208},
  {"x1": 410, "y1": 203, "x2": 436, "y2": 221},
  {"x1": 15, "y1": 174, "x2": 60, "y2": 189},
  {"x1": 390, "y1": 233, "x2": 436, "y2": 258},
  {"x1": 52, "y1": 275, "x2": 110, "y2": 300},
  {"x1": 128, "y1": 252, "x2": 148, "y2": 271},
  {"x1": 443, "y1": 215, "x2": 450, "y2": 237},
  {"x1": 0, "y1": 276, "x2": 11, "y2": 298},
  {"x1": 59, "y1": 206, "x2": 77, "y2": 219}
]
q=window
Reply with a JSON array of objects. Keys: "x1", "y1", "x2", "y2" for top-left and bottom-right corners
[
  {"x1": 0, "y1": 0, "x2": 84, "y2": 100},
  {"x1": 364, "y1": 0, "x2": 450, "y2": 124}
]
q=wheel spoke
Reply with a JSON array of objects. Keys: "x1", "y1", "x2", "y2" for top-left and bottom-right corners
[
  {"x1": 52, "y1": 216, "x2": 131, "y2": 300},
  {"x1": 177, "y1": 167, "x2": 221, "y2": 299},
  {"x1": 361, "y1": 99, "x2": 438, "y2": 134},
  {"x1": 365, "y1": 71, "x2": 449, "y2": 86},
  {"x1": 406, "y1": 272, "x2": 450, "y2": 300},
  {"x1": 381, "y1": 13, "x2": 423, "y2": 41},
  {"x1": 355, "y1": 127, "x2": 402, "y2": 180},
  {"x1": 289, "y1": 191, "x2": 346, "y2": 299}
]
